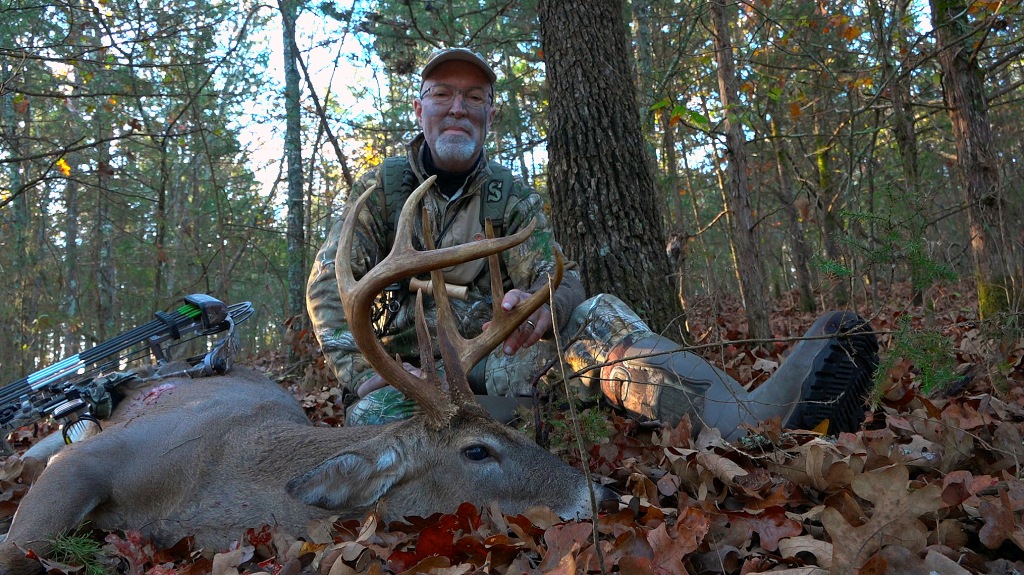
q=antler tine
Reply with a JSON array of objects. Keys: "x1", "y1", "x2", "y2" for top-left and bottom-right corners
[
  {"x1": 372, "y1": 177, "x2": 536, "y2": 282},
  {"x1": 336, "y1": 180, "x2": 439, "y2": 418},
  {"x1": 419, "y1": 214, "x2": 473, "y2": 406},
  {"x1": 431, "y1": 218, "x2": 564, "y2": 406},
  {"x1": 336, "y1": 176, "x2": 546, "y2": 424}
]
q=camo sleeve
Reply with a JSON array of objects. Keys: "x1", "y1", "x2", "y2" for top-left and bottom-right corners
[
  {"x1": 306, "y1": 170, "x2": 389, "y2": 394},
  {"x1": 501, "y1": 184, "x2": 586, "y2": 332}
]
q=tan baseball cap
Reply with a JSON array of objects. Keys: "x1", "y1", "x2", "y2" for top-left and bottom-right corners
[{"x1": 421, "y1": 47, "x2": 497, "y2": 84}]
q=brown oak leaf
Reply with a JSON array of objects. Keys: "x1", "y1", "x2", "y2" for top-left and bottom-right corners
[
  {"x1": 822, "y1": 465, "x2": 944, "y2": 575},
  {"x1": 647, "y1": 523, "x2": 690, "y2": 575},
  {"x1": 726, "y1": 507, "x2": 803, "y2": 552},
  {"x1": 979, "y1": 487, "x2": 1024, "y2": 551}
]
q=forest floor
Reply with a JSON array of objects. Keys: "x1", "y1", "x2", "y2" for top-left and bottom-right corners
[{"x1": 2, "y1": 280, "x2": 1022, "y2": 575}]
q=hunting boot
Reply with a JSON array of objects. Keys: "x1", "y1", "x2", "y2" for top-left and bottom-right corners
[
  {"x1": 777, "y1": 311, "x2": 880, "y2": 433},
  {"x1": 565, "y1": 296, "x2": 879, "y2": 440},
  {"x1": 699, "y1": 310, "x2": 879, "y2": 438}
]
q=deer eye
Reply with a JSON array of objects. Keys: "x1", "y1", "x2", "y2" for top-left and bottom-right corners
[{"x1": 463, "y1": 445, "x2": 493, "y2": 461}]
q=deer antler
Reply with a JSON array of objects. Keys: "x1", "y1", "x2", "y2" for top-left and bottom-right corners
[{"x1": 336, "y1": 176, "x2": 563, "y2": 426}]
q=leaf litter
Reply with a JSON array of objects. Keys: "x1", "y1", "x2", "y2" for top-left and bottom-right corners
[{"x1": 2, "y1": 281, "x2": 1023, "y2": 574}]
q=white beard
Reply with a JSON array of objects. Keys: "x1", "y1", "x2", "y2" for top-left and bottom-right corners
[{"x1": 434, "y1": 133, "x2": 478, "y2": 166}]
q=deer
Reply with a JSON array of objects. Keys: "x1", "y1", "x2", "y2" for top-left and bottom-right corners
[{"x1": 0, "y1": 177, "x2": 615, "y2": 575}]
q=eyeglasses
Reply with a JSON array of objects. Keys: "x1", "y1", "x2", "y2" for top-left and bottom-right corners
[{"x1": 419, "y1": 84, "x2": 492, "y2": 109}]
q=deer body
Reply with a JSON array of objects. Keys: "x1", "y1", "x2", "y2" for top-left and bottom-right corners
[
  {"x1": 1, "y1": 178, "x2": 611, "y2": 575},
  {"x1": 2, "y1": 369, "x2": 602, "y2": 574}
]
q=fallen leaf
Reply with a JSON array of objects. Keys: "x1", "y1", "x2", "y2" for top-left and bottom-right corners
[
  {"x1": 924, "y1": 548, "x2": 972, "y2": 575},
  {"x1": 768, "y1": 439, "x2": 856, "y2": 492},
  {"x1": 542, "y1": 542, "x2": 578, "y2": 575},
  {"x1": 979, "y1": 487, "x2": 1024, "y2": 550},
  {"x1": 752, "y1": 357, "x2": 778, "y2": 373},
  {"x1": 647, "y1": 523, "x2": 689, "y2": 575},
  {"x1": 822, "y1": 465, "x2": 945, "y2": 575},
  {"x1": 104, "y1": 531, "x2": 157, "y2": 575},
  {"x1": 680, "y1": 505, "x2": 712, "y2": 539},
  {"x1": 211, "y1": 545, "x2": 254, "y2": 575},
  {"x1": 618, "y1": 554, "x2": 657, "y2": 574},
  {"x1": 696, "y1": 451, "x2": 748, "y2": 485},
  {"x1": 777, "y1": 535, "x2": 832, "y2": 566},
  {"x1": 540, "y1": 522, "x2": 593, "y2": 570},
  {"x1": 726, "y1": 507, "x2": 803, "y2": 552},
  {"x1": 0, "y1": 456, "x2": 24, "y2": 482}
]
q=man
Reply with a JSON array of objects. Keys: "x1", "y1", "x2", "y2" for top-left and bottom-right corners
[{"x1": 306, "y1": 47, "x2": 879, "y2": 440}]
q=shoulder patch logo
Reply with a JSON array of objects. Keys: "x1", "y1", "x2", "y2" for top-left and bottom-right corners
[{"x1": 486, "y1": 180, "x2": 502, "y2": 203}]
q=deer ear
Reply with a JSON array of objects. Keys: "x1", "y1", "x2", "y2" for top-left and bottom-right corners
[{"x1": 286, "y1": 443, "x2": 406, "y2": 510}]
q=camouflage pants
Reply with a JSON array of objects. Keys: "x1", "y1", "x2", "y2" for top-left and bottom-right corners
[
  {"x1": 481, "y1": 294, "x2": 709, "y2": 424},
  {"x1": 481, "y1": 294, "x2": 641, "y2": 394},
  {"x1": 353, "y1": 294, "x2": 877, "y2": 437},
  {"x1": 351, "y1": 294, "x2": 713, "y2": 427}
]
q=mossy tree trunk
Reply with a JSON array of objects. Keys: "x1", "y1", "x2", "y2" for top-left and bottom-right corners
[{"x1": 929, "y1": 0, "x2": 1016, "y2": 320}]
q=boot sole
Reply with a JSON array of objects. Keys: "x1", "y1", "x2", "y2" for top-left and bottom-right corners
[{"x1": 784, "y1": 314, "x2": 880, "y2": 435}]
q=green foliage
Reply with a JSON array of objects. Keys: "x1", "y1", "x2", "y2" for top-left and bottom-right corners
[
  {"x1": 812, "y1": 255, "x2": 852, "y2": 278},
  {"x1": 840, "y1": 205, "x2": 958, "y2": 292},
  {"x1": 546, "y1": 405, "x2": 614, "y2": 454},
  {"x1": 319, "y1": 1, "x2": 351, "y2": 22},
  {"x1": 871, "y1": 314, "x2": 959, "y2": 401},
  {"x1": 822, "y1": 178, "x2": 960, "y2": 313},
  {"x1": 518, "y1": 394, "x2": 613, "y2": 461},
  {"x1": 50, "y1": 529, "x2": 110, "y2": 575}
]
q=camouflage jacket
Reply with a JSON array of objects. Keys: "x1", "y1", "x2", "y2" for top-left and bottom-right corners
[{"x1": 306, "y1": 134, "x2": 586, "y2": 394}]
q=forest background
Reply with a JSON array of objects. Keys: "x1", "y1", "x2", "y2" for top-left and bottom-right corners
[
  {"x1": 1, "y1": 0, "x2": 1022, "y2": 396},
  {"x1": 4, "y1": 0, "x2": 1024, "y2": 573}
]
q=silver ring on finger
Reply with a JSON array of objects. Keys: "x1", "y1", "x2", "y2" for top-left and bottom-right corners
[{"x1": 524, "y1": 319, "x2": 536, "y2": 331}]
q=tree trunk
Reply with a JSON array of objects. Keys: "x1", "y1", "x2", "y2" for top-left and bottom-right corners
[
  {"x1": 95, "y1": 188, "x2": 116, "y2": 342},
  {"x1": 539, "y1": 0, "x2": 682, "y2": 336},
  {"x1": 768, "y1": 112, "x2": 816, "y2": 313},
  {"x1": 281, "y1": 0, "x2": 307, "y2": 327},
  {"x1": 2, "y1": 79, "x2": 29, "y2": 373},
  {"x1": 929, "y1": 0, "x2": 1015, "y2": 319},
  {"x1": 63, "y1": 172, "x2": 82, "y2": 356},
  {"x1": 888, "y1": 60, "x2": 929, "y2": 305},
  {"x1": 813, "y1": 107, "x2": 849, "y2": 308},
  {"x1": 88, "y1": 22, "x2": 117, "y2": 341},
  {"x1": 632, "y1": 1, "x2": 655, "y2": 136},
  {"x1": 709, "y1": 0, "x2": 771, "y2": 340}
]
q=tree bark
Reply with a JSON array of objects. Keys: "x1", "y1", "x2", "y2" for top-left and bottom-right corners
[
  {"x1": 2, "y1": 74, "x2": 30, "y2": 373},
  {"x1": 632, "y1": 1, "x2": 655, "y2": 136},
  {"x1": 63, "y1": 171, "x2": 81, "y2": 356},
  {"x1": 929, "y1": 0, "x2": 1015, "y2": 319},
  {"x1": 708, "y1": 0, "x2": 771, "y2": 340},
  {"x1": 768, "y1": 111, "x2": 816, "y2": 313},
  {"x1": 281, "y1": 0, "x2": 307, "y2": 326},
  {"x1": 539, "y1": 0, "x2": 682, "y2": 336}
]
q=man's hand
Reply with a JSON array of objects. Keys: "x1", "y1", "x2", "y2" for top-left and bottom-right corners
[
  {"x1": 482, "y1": 289, "x2": 551, "y2": 356},
  {"x1": 356, "y1": 363, "x2": 423, "y2": 398}
]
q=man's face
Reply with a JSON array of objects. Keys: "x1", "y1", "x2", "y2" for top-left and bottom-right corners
[{"x1": 415, "y1": 60, "x2": 495, "y2": 173}]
